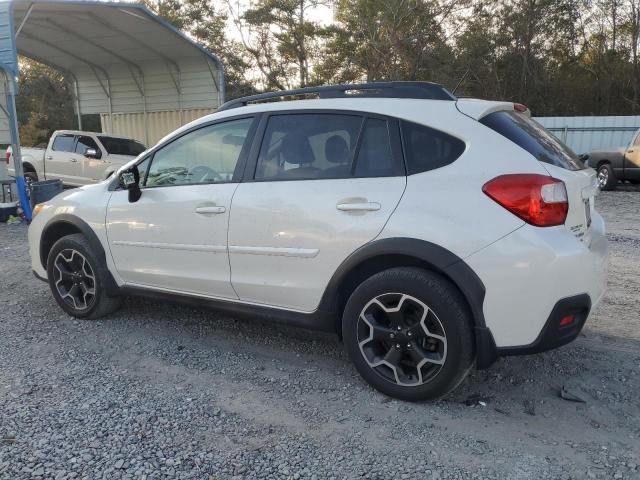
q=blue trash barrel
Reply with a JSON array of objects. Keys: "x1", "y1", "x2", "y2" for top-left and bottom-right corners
[{"x1": 30, "y1": 179, "x2": 64, "y2": 207}]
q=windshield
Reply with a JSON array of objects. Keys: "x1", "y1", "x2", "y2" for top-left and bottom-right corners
[
  {"x1": 480, "y1": 111, "x2": 585, "y2": 171},
  {"x1": 98, "y1": 136, "x2": 146, "y2": 156}
]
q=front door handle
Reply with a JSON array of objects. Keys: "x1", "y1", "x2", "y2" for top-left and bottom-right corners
[
  {"x1": 195, "y1": 205, "x2": 226, "y2": 214},
  {"x1": 70, "y1": 158, "x2": 78, "y2": 163},
  {"x1": 336, "y1": 202, "x2": 381, "y2": 212},
  {"x1": 46, "y1": 155, "x2": 53, "y2": 160}
]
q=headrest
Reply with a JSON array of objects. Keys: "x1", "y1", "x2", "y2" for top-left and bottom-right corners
[
  {"x1": 280, "y1": 134, "x2": 315, "y2": 164},
  {"x1": 325, "y1": 135, "x2": 350, "y2": 164}
]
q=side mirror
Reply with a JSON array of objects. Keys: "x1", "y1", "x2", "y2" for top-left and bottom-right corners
[
  {"x1": 119, "y1": 167, "x2": 142, "y2": 203},
  {"x1": 85, "y1": 148, "x2": 101, "y2": 159}
]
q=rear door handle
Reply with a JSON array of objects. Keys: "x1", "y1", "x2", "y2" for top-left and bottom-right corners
[
  {"x1": 195, "y1": 206, "x2": 226, "y2": 214},
  {"x1": 336, "y1": 202, "x2": 381, "y2": 212},
  {"x1": 46, "y1": 155, "x2": 53, "y2": 160},
  {"x1": 70, "y1": 158, "x2": 78, "y2": 163}
]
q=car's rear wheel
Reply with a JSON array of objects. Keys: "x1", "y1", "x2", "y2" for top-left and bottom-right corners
[
  {"x1": 597, "y1": 163, "x2": 616, "y2": 191},
  {"x1": 47, "y1": 233, "x2": 121, "y2": 319},
  {"x1": 342, "y1": 267, "x2": 474, "y2": 401}
]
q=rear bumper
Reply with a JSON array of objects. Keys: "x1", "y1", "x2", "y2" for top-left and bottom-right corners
[
  {"x1": 475, "y1": 294, "x2": 592, "y2": 368},
  {"x1": 468, "y1": 210, "x2": 608, "y2": 365},
  {"x1": 497, "y1": 293, "x2": 591, "y2": 355}
]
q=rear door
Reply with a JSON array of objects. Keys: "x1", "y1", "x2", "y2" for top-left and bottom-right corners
[
  {"x1": 480, "y1": 110, "x2": 596, "y2": 245},
  {"x1": 46, "y1": 134, "x2": 82, "y2": 184},
  {"x1": 227, "y1": 111, "x2": 406, "y2": 312}
]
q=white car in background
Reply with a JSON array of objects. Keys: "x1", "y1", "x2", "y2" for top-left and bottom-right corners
[
  {"x1": 27, "y1": 82, "x2": 608, "y2": 401},
  {"x1": 6, "y1": 130, "x2": 146, "y2": 187}
]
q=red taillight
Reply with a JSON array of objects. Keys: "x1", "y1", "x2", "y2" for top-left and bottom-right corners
[
  {"x1": 514, "y1": 103, "x2": 528, "y2": 113},
  {"x1": 4, "y1": 150, "x2": 9, "y2": 165},
  {"x1": 482, "y1": 174, "x2": 568, "y2": 227}
]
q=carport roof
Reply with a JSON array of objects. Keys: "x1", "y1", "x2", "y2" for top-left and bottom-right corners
[{"x1": 6, "y1": 0, "x2": 225, "y2": 115}]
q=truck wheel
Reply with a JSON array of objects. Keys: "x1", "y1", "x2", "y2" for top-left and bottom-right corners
[
  {"x1": 597, "y1": 164, "x2": 616, "y2": 191},
  {"x1": 24, "y1": 171, "x2": 38, "y2": 188},
  {"x1": 46, "y1": 233, "x2": 122, "y2": 319},
  {"x1": 342, "y1": 267, "x2": 474, "y2": 402}
]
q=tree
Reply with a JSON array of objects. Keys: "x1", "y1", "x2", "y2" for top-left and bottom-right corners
[
  {"x1": 228, "y1": 0, "x2": 330, "y2": 90},
  {"x1": 16, "y1": 59, "x2": 76, "y2": 147},
  {"x1": 145, "y1": 0, "x2": 255, "y2": 99},
  {"x1": 318, "y1": 0, "x2": 461, "y2": 87}
]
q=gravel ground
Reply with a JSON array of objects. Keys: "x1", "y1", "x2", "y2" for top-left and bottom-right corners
[{"x1": 1, "y1": 187, "x2": 639, "y2": 480}]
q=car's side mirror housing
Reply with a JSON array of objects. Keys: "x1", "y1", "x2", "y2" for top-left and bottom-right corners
[
  {"x1": 85, "y1": 147, "x2": 101, "y2": 159},
  {"x1": 119, "y1": 167, "x2": 142, "y2": 203}
]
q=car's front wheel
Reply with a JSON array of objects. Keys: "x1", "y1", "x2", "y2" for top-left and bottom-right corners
[
  {"x1": 342, "y1": 267, "x2": 474, "y2": 401},
  {"x1": 47, "y1": 233, "x2": 121, "y2": 319}
]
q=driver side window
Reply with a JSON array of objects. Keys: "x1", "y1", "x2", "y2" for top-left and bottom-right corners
[{"x1": 145, "y1": 117, "x2": 253, "y2": 187}]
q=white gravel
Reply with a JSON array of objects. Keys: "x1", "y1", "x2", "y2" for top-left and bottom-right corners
[{"x1": 0, "y1": 186, "x2": 639, "y2": 479}]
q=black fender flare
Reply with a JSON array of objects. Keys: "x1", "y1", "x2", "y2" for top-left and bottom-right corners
[
  {"x1": 40, "y1": 214, "x2": 120, "y2": 295},
  {"x1": 318, "y1": 237, "x2": 498, "y2": 368}
]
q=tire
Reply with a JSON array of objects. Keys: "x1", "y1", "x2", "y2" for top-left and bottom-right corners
[
  {"x1": 24, "y1": 171, "x2": 38, "y2": 194},
  {"x1": 597, "y1": 163, "x2": 617, "y2": 191},
  {"x1": 46, "y1": 233, "x2": 122, "y2": 319},
  {"x1": 342, "y1": 267, "x2": 474, "y2": 402}
]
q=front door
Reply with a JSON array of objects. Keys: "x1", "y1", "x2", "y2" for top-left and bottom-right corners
[
  {"x1": 106, "y1": 116, "x2": 256, "y2": 298},
  {"x1": 228, "y1": 112, "x2": 407, "y2": 312},
  {"x1": 46, "y1": 134, "x2": 82, "y2": 184},
  {"x1": 75, "y1": 135, "x2": 103, "y2": 185}
]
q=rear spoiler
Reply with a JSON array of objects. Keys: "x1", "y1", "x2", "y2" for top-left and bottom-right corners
[{"x1": 455, "y1": 98, "x2": 531, "y2": 120}]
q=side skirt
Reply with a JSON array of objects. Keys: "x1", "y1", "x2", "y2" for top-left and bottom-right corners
[{"x1": 120, "y1": 285, "x2": 338, "y2": 333}]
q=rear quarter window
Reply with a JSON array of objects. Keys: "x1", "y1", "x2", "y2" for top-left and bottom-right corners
[
  {"x1": 401, "y1": 121, "x2": 466, "y2": 175},
  {"x1": 480, "y1": 111, "x2": 585, "y2": 171}
]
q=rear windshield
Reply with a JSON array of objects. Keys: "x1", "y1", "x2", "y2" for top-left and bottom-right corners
[
  {"x1": 480, "y1": 111, "x2": 585, "y2": 171},
  {"x1": 98, "y1": 136, "x2": 146, "y2": 156}
]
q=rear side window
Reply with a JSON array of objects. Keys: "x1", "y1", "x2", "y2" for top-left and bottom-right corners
[
  {"x1": 480, "y1": 111, "x2": 584, "y2": 171},
  {"x1": 255, "y1": 114, "x2": 362, "y2": 180},
  {"x1": 401, "y1": 121, "x2": 466, "y2": 174},
  {"x1": 51, "y1": 134, "x2": 75, "y2": 152}
]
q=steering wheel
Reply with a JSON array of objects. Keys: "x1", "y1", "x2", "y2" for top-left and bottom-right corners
[{"x1": 189, "y1": 165, "x2": 223, "y2": 183}]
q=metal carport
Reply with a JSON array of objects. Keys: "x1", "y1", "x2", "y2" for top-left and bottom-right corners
[{"x1": 0, "y1": 0, "x2": 225, "y2": 220}]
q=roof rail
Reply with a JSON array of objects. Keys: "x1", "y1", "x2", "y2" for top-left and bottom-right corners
[{"x1": 217, "y1": 81, "x2": 456, "y2": 111}]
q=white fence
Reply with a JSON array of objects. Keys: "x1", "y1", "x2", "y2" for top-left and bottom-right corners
[{"x1": 535, "y1": 116, "x2": 640, "y2": 154}]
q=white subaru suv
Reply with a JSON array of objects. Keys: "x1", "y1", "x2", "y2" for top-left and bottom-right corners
[{"x1": 28, "y1": 82, "x2": 608, "y2": 401}]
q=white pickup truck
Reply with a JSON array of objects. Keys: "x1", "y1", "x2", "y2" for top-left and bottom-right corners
[{"x1": 6, "y1": 130, "x2": 146, "y2": 187}]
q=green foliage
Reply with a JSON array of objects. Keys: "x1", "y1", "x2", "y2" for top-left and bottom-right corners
[
  {"x1": 16, "y1": 59, "x2": 76, "y2": 147},
  {"x1": 13, "y1": 0, "x2": 640, "y2": 131},
  {"x1": 240, "y1": 0, "x2": 331, "y2": 90},
  {"x1": 144, "y1": 0, "x2": 256, "y2": 99},
  {"x1": 317, "y1": 0, "x2": 456, "y2": 86}
]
